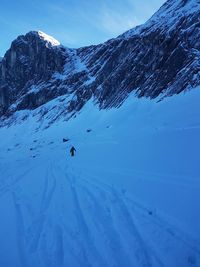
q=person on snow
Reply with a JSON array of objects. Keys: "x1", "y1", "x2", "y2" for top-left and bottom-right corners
[{"x1": 70, "y1": 146, "x2": 76, "y2": 157}]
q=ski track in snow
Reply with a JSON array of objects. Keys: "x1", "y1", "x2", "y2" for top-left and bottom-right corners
[
  {"x1": 29, "y1": 163, "x2": 57, "y2": 253},
  {"x1": 70, "y1": 171, "x2": 166, "y2": 267},
  {"x1": 75, "y1": 175, "x2": 152, "y2": 267},
  {"x1": 0, "y1": 167, "x2": 34, "y2": 198},
  {"x1": 82, "y1": 186, "x2": 134, "y2": 267},
  {"x1": 69, "y1": 178, "x2": 106, "y2": 266},
  {"x1": 110, "y1": 187, "x2": 153, "y2": 267},
  {"x1": 77, "y1": 170, "x2": 200, "y2": 251},
  {"x1": 64, "y1": 163, "x2": 200, "y2": 267},
  {"x1": 12, "y1": 192, "x2": 28, "y2": 267},
  {"x1": 77, "y1": 170, "x2": 200, "y2": 254},
  {"x1": 2, "y1": 158, "x2": 200, "y2": 267}
]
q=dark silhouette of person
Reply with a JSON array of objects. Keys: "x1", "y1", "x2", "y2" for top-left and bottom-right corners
[{"x1": 70, "y1": 146, "x2": 76, "y2": 157}]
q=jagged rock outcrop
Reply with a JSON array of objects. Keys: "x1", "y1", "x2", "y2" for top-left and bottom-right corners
[
  {"x1": 0, "y1": 31, "x2": 67, "y2": 114},
  {"x1": 0, "y1": 0, "x2": 200, "y2": 117}
]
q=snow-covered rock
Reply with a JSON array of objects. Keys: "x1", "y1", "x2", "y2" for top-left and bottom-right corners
[
  {"x1": 121, "y1": 0, "x2": 200, "y2": 38},
  {"x1": 36, "y1": 30, "x2": 61, "y2": 46},
  {"x1": 0, "y1": 31, "x2": 67, "y2": 115}
]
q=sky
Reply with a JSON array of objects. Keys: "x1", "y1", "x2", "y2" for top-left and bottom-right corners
[{"x1": 0, "y1": 0, "x2": 165, "y2": 57}]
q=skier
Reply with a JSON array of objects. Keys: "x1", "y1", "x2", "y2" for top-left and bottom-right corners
[{"x1": 70, "y1": 146, "x2": 76, "y2": 157}]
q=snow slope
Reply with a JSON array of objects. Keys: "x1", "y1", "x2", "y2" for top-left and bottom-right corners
[{"x1": 0, "y1": 88, "x2": 200, "y2": 267}]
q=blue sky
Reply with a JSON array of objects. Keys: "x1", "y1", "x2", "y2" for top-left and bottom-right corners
[{"x1": 0, "y1": 0, "x2": 165, "y2": 56}]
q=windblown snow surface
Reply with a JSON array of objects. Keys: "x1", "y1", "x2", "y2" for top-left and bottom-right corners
[{"x1": 0, "y1": 88, "x2": 200, "y2": 267}]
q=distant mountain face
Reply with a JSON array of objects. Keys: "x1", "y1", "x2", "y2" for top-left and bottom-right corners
[{"x1": 0, "y1": 0, "x2": 200, "y2": 118}]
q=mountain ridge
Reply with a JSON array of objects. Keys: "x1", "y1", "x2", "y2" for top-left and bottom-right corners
[{"x1": 0, "y1": 0, "x2": 200, "y2": 120}]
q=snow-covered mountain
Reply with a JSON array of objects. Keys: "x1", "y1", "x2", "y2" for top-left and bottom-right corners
[
  {"x1": 0, "y1": 0, "x2": 200, "y2": 119},
  {"x1": 0, "y1": 86, "x2": 200, "y2": 267},
  {"x1": 0, "y1": 0, "x2": 200, "y2": 266}
]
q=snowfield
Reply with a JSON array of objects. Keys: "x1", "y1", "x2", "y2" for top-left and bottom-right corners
[{"x1": 0, "y1": 88, "x2": 200, "y2": 267}]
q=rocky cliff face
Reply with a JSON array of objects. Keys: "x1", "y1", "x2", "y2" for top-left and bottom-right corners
[
  {"x1": 0, "y1": 31, "x2": 67, "y2": 114},
  {"x1": 0, "y1": 0, "x2": 200, "y2": 117}
]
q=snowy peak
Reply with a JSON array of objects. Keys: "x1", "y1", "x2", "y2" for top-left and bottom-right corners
[
  {"x1": 150, "y1": 0, "x2": 200, "y2": 27},
  {"x1": 17, "y1": 31, "x2": 62, "y2": 49},
  {"x1": 165, "y1": 0, "x2": 200, "y2": 10},
  {"x1": 29, "y1": 30, "x2": 61, "y2": 47},
  {"x1": 158, "y1": 0, "x2": 200, "y2": 14},
  {"x1": 0, "y1": 30, "x2": 66, "y2": 114},
  {"x1": 121, "y1": 0, "x2": 200, "y2": 38}
]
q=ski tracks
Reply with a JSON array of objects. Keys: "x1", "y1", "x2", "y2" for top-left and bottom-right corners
[
  {"x1": 64, "y1": 167, "x2": 200, "y2": 267},
  {"x1": 10, "y1": 159, "x2": 200, "y2": 267},
  {"x1": 109, "y1": 187, "x2": 153, "y2": 267},
  {"x1": 11, "y1": 161, "x2": 60, "y2": 266},
  {"x1": 12, "y1": 192, "x2": 28, "y2": 267},
  {"x1": 63, "y1": 166, "x2": 154, "y2": 267},
  {"x1": 82, "y1": 186, "x2": 135, "y2": 267},
  {"x1": 0, "y1": 167, "x2": 34, "y2": 198},
  {"x1": 29, "y1": 163, "x2": 57, "y2": 253},
  {"x1": 66, "y1": 171, "x2": 108, "y2": 267}
]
